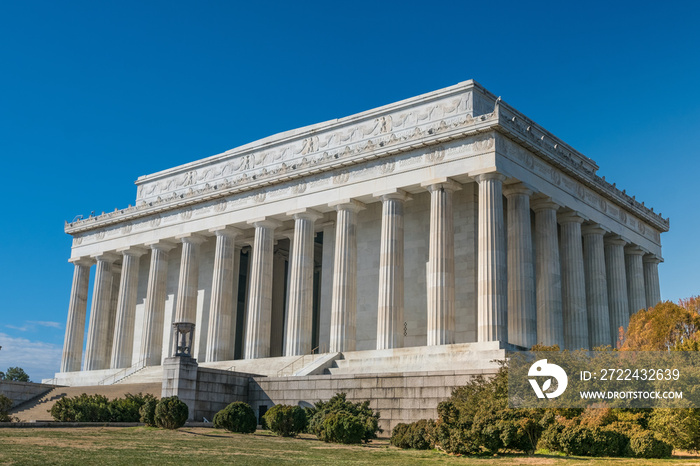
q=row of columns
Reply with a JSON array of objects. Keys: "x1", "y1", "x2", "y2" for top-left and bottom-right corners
[{"x1": 61, "y1": 173, "x2": 663, "y2": 373}]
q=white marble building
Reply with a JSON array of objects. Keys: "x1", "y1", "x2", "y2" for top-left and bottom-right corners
[{"x1": 55, "y1": 80, "x2": 667, "y2": 385}]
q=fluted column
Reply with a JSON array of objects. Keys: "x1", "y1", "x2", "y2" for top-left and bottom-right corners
[
  {"x1": 558, "y1": 211, "x2": 588, "y2": 350},
  {"x1": 206, "y1": 227, "x2": 242, "y2": 362},
  {"x1": 605, "y1": 235, "x2": 629, "y2": 346},
  {"x1": 284, "y1": 209, "x2": 322, "y2": 356},
  {"x1": 111, "y1": 247, "x2": 147, "y2": 369},
  {"x1": 60, "y1": 258, "x2": 93, "y2": 373},
  {"x1": 476, "y1": 173, "x2": 507, "y2": 342},
  {"x1": 643, "y1": 254, "x2": 662, "y2": 308},
  {"x1": 504, "y1": 183, "x2": 536, "y2": 349},
  {"x1": 329, "y1": 200, "x2": 365, "y2": 352},
  {"x1": 140, "y1": 241, "x2": 175, "y2": 366},
  {"x1": 423, "y1": 179, "x2": 460, "y2": 346},
  {"x1": 174, "y1": 234, "x2": 206, "y2": 324},
  {"x1": 582, "y1": 224, "x2": 611, "y2": 349},
  {"x1": 244, "y1": 219, "x2": 281, "y2": 359},
  {"x1": 625, "y1": 245, "x2": 647, "y2": 316},
  {"x1": 84, "y1": 253, "x2": 119, "y2": 370},
  {"x1": 532, "y1": 198, "x2": 563, "y2": 347},
  {"x1": 375, "y1": 190, "x2": 410, "y2": 350}
]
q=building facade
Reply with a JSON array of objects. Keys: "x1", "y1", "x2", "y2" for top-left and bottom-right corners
[{"x1": 55, "y1": 81, "x2": 668, "y2": 385}]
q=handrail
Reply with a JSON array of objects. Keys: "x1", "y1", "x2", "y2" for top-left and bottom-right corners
[
  {"x1": 97, "y1": 357, "x2": 148, "y2": 386},
  {"x1": 276, "y1": 343, "x2": 328, "y2": 377}
]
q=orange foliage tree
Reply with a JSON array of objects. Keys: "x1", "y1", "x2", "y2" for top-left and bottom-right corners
[{"x1": 621, "y1": 297, "x2": 700, "y2": 351}]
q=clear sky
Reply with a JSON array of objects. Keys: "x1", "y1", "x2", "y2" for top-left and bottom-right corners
[{"x1": 1, "y1": 1, "x2": 699, "y2": 381}]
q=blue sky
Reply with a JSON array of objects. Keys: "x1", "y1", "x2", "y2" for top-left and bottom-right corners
[{"x1": 1, "y1": 1, "x2": 698, "y2": 381}]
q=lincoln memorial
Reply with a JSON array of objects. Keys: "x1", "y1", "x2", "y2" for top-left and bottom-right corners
[{"x1": 52, "y1": 80, "x2": 667, "y2": 393}]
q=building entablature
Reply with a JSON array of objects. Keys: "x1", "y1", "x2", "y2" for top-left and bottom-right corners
[{"x1": 64, "y1": 81, "x2": 668, "y2": 239}]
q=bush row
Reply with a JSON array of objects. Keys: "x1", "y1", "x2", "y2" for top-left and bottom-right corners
[
  {"x1": 213, "y1": 393, "x2": 381, "y2": 444},
  {"x1": 389, "y1": 367, "x2": 674, "y2": 459}
]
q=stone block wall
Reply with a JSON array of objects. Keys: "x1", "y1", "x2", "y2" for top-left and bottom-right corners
[
  {"x1": 248, "y1": 368, "x2": 496, "y2": 434},
  {"x1": 0, "y1": 381, "x2": 57, "y2": 409},
  {"x1": 193, "y1": 367, "x2": 249, "y2": 421}
]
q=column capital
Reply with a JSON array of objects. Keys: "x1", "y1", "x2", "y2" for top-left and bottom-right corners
[
  {"x1": 91, "y1": 252, "x2": 120, "y2": 263},
  {"x1": 624, "y1": 244, "x2": 646, "y2": 256},
  {"x1": 604, "y1": 234, "x2": 627, "y2": 246},
  {"x1": 531, "y1": 198, "x2": 560, "y2": 213},
  {"x1": 373, "y1": 188, "x2": 412, "y2": 202},
  {"x1": 329, "y1": 199, "x2": 366, "y2": 213},
  {"x1": 581, "y1": 223, "x2": 608, "y2": 236},
  {"x1": 209, "y1": 225, "x2": 243, "y2": 238},
  {"x1": 145, "y1": 240, "x2": 177, "y2": 252},
  {"x1": 643, "y1": 254, "x2": 662, "y2": 264},
  {"x1": 557, "y1": 209, "x2": 586, "y2": 224},
  {"x1": 175, "y1": 233, "x2": 207, "y2": 245},
  {"x1": 286, "y1": 208, "x2": 323, "y2": 221},
  {"x1": 420, "y1": 178, "x2": 462, "y2": 193},
  {"x1": 474, "y1": 172, "x2": 507, "y2": 183},
  {"x1": 247, "y1": 217, "x2": 283, "y2": 229},
  {"x1": 503, "y1": 182, "x2": 533, "y2": 198},
  {"x1": 117, "y1": 246, "x2": 149, "y2": 257},
  {"x1": 69, "y1": 256, "x2": 95, "y2": 267}
]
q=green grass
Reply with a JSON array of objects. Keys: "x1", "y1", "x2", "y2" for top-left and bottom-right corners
[{"x1": 0, "y1": 427, "x2": 697, "y2": 465}]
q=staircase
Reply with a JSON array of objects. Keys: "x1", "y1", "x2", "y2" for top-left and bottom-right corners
[{"x1": 9, "y1": 382, "x2": 162, "y2": 422}]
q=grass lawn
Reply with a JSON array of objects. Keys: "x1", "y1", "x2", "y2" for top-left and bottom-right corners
[{"x1": 0, "y1": 427, "x2": 698, "y2": 465}]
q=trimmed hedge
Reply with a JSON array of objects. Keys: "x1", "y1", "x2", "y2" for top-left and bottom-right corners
[
  {"x1": 630, "y1": 431, "x2": 673, "y2": 458},
  {"x1": 307, "y1": 393, "x2": 381, "y2": 444},
  {"x1": 263, "y1": 404, "x2": 307, "y2": 437},
  {"x1": 213, "y1": 401, "x2": 257, "y2": 434},
  {"x1": 49, "y1": 393, "x2": 156, "y2": 423},
  {"x1": 390, "y1": 420, "x2": 434, "y2": 450},
  {"x1": 0, "y1": 394, "x2": 12, "y2": 422},
  {"x1": 139, "y1": 397, "x2": 158, "y2": 427},
  {"x1": 154, "y1": 396, "x2": 188, "y2": 429}
]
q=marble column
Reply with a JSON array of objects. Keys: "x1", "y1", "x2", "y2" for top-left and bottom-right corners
[
  {"x1": 111, "y1": 247, "x2": 147, "y2": 369},
  {"x1": 504, "y1": 183, "x2": 536, "y2": 349},
  {"x1": 625, "y1": 245, "x2": 647, "y2": 316},
  {"x1": 643, "y1": 254, "x2": 662, "y2": 308},
  {"x1": 582, "y1": 224, "x2": 611, "y2": 349},
  {"x1": 604, "y1": 235, "x2": 629, "y2": 347},
  {"x1": 423, "y1": 179, "x2": 460, "y2": 346},
  {"x1": 244, "y1": 219, "x2": 281, "y2": 359},
  {"x1": 558, "y1": 211, "x2": 589, "y2": 350},
  {"x1": 531, "y1": 198, "x2": 563, "y2": 348},
  {"x1": 140, "y1": 242, "x2": 175, "y2": 366},
  {"x1": 174, "y1": 234, "x2": 206, "y2": 324},
  {"x1": 206, "y1": 227, "x2": 241, "y2": 362},
  {"x1": 284, "y1": 209, "x2": 322, "y2": 356},
  {"x1": 329, "y1": 200, "x2": 365, "y2": 352},
  {"x1": 84, "y1": 253, "x2": 119, "y2": 371},
  {"x1": 476, "y1": 173, "x2": 507, "y2": 342},
  {"x1": 375, "y1": 190, "x2": 410, "y2": 350},
  {"x1": 60, "y1": 258, "x2": 93, "y2": 373}
]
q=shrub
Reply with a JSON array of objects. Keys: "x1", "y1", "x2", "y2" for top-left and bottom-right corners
[
  {"x1": 50, "y1": 393, "x2": 111, "y2": 422},
  {"x1": 0, "y1": 394, "x2": 12, "y2": 422},
  {"x1": 390, "y1": 420, "x2": 434, "y2": 449},
  {"x1": 308, "y1": 393, "x2": 381, "y2": 444},
  {"x1": 559, "y1": 425, "x2": 630, "y2": 457},
  {"x1": 263, "y1": 404, "x2": 307, "y2": 437},
  {"x1": 139, "y1": 397, "x2": 158, "y2": 427},
  {"x1": 154, "y1": 396, "x2": 188, "y2": 429},
  {"x1": 318, "y1": 411, "x2": 365, "y2": 444},
  {"x1": 630, "y1": 431, "x2": 673, "y2": 458},
  {"x1": 213, "y1": 401, "x2": 256, "y2": 434},
  {"x1": 109, "y1": 393, "x2": 155, "y2": 422}
]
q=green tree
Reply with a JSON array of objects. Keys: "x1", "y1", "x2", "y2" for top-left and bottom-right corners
[{"x1": 2, "y1": 367, "x2": 30, "y2": 382}]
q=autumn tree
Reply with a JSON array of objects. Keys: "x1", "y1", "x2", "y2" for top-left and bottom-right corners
[{"x1": 621, "y1": 298, "x2": 700, "y2": 351}]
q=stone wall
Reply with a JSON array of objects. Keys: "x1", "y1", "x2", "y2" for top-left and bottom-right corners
[
  {"x1": 193, "y1": 367, "x2": 249, "y2": 421},
  {"x1": 0, "y1": 381, "x2": 57, "y2": 409},
  {"x1": 248, "y1": 368, "x2": 496, "y2": 434}
]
